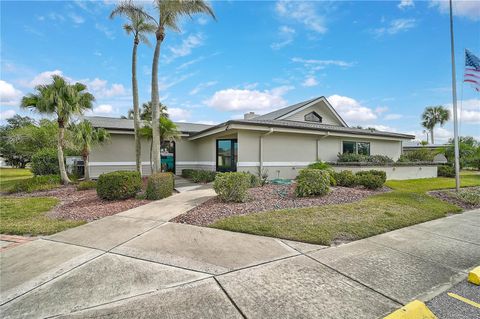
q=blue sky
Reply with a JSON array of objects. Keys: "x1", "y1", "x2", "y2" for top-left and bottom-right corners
[{"x1": 1, "y1": 0, "x2": 479, "y2": 143}]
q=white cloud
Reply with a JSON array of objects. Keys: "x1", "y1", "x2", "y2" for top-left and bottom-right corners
[
  {"x1": 0, "y1": 80, "x2": 23, "y2": 106},
  {"x1": 205, "y1": 86, "x2": 293, "y2": 112},
  {"x1": 189, "y1": 81, "x2": 218, "y2": 95},
  {"x1": 373, "y1": 18, "x2": 416, "y2": 37},
  {"x1": 95, "y1": 23, "x2": 115, "y2": 39},
  {"x1": 167, "y1": 33, "x2": 204, "y2": 62},
  {"x1": 292, "y1": 57, "x2": 353, "y2": 70},
  {"x1": 197, "y1": 16, "x2": 209, "y2": 25},
  {"x1": 92, "y1": 104, "x2": 113, "y2": 114},
  {"x1": 275, "y1": 0, "x2": 328, "y2": 34},
  {"x1": 29, "y1": 70, "x2": 64, "y2": 87},
  {"x1": 302, "y1": 76, "x2": 318, "y2": 87},
  {"x1": 384, "y1": 113, "x2": 403, "y2": 120},
  {"x1": 365, "y1": 124, "x2": 397, "y2": 132},
  {"x1": 0, "y1": 109, "x2": 16, "y2": 120},
  {"x1": 327, "y1": 94, "x2": 377, "y2": 122},
  {"x1": 271, "y1": 26, "x2": 296, "y2": 50},
  {"x1": 69, "y1": 13, "x2": 85, "y2": 24},
  {"x1": 168, "y1": 108, "x2": 191, "y2": 121},
  {"x1": 86, "y1": 78, "x2": 127, "y2": 98},
  {"x1": 430, "y1": 0, "x2": 480, "y2": 21},
  {"x1": 375, "y1": 106, "x2": 389, "y2": 114},
  {"x1": 398, "y1": 0, "x2": 414, "y2": 9},
  {"x1": 447, "y1": 98, "x2": 480, "y2": 123},
  {"x1": 195, "y1": 120, "x2": 217, "y2": 125},
  {"x1": 158, "y1": 73, "x2": 195, "y2": 91}
]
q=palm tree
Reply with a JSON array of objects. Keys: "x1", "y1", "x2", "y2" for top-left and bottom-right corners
[
  {"x1": 140, "y1": 117, "x2": 180, "y2": 173},
  {"x1": 146, "y1": 0, "x2": 215, "y2": 173},
  {"x1": 140, "y1": 101, "x2": 168, "y2": 120},
  {"x1": 421, "y1": 106, "x2": 450, "y2": 144},
  {"x1": 70, "y1": 120, "x2": 110, "y2": 181},
  {"x1": 21, "y1": 75, "x2": 94, "y2": 184},
  {"x1": 110, "y1": 1, "x2": 156, "y2": 174}
]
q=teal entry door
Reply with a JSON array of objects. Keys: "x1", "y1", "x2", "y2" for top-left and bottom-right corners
[{"x1": 160, "y1": 141, "x2": 175, "y2": 173}]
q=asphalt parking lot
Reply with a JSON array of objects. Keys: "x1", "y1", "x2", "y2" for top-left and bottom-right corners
[{"x1": 427, "y1": 279, "x2": 480, "y2": 319}]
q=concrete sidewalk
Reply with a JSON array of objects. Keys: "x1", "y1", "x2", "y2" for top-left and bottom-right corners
[{"x1": 1, "y1": 202, "x2": 479, "y2": 318}]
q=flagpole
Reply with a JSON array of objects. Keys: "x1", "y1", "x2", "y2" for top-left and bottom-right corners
[{"x1": 449, "y1": 0, "x2": 460, "y2": 192}]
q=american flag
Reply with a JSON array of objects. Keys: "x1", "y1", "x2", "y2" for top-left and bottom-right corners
[{"x1": 464, "y1": 49, "x2": 480, "y2": 92}]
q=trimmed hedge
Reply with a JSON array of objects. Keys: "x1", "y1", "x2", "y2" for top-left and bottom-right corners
[
  {"x1": 8, "y1": 175, "x2": 61, "y2": 193},
  {"x1": 355, "y1": 170, "x2": 387, "y2": 184},
  {"x1": 438, "y1": 165, "x2": 455, "y2": 177},
  {"x1": 336, "y1": 153, "x2": 394, "y2": 164},
  {"x1": 182, "y1": 169, "x2": 216, "y2": 183},
  {"x1": 96, "y1": 171, "x2": 142, "y2": 200},
  {"x1": 398, "y1": 148, "x2": 435, "y2": 162},
  {"x1": 146, "y1": 172, "x2": 174, "y2": 200},
  {"x1": 213, "y1": 172, "x2": 251, "y2": 202},
  {"x1": 356, "y1": 173, "x2": 384, "y2": 190},
  {"x1": 77, "y1": 180, "x2": 97, "y2": 191},
  {"x1": 334, "y1": 170, "x2": 357, "y2": 187},
  {"x1": 31, "y1": 148, "x2": 59, "y2": 176},
  {"x1": 307, "y1": 161, "x2": 331, "y2": 170},
  {"x1": 295, "y1": 169, "x2": 330, "y2": 197}
]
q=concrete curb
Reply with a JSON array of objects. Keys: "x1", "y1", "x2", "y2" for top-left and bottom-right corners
[
  {"x1": 384, "y1": 300, "x2": 437, "y2": 319},
  {"x1": 467, "y1": 266, "x2": 480, "y2": 285}
]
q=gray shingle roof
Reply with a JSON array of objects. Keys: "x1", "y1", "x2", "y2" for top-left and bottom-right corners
[
  {"x1": 84, "y1": 116, "x2": 214, "y2": 133},
  {"x1": 195, "y1": 119, "x2": 415, "y2": 139},
  {"x1": 254, "y1": 97, "x2": 319, "y2": 120}
]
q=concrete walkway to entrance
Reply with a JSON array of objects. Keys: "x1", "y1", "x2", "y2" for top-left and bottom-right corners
[{"x1": 1, "y1": 188, "x2": 479, "y2": 319}]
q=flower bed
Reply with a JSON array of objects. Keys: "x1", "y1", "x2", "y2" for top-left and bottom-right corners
[
  {"x1": 429, "y1": 187, "x2": 480, "y2": 210},
  {"x1": 173, "y1": 183, "x2": 388, "y2": 226}
]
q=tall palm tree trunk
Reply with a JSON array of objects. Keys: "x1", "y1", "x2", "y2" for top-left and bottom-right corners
[
  {"x1": 83, "y1": 152, "x2": 90, "y2": 181},
  {"x1": 132, "y1": 37, "x2": 142, "y2": 174},
  {"x1": 151, "y1": 30, "x2": 163, "y2": 173},
  {"x1": 431, "y1": 129, "x2": 435, "y2": 144},
  {"x1": 57, "y1": 121, "x2": 71, "y2": 184}
]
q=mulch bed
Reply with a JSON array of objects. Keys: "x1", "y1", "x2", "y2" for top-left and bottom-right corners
[
  {"x1": 9, "y1": 186, "x2": 151, "y2": 222},
  {"x1": 429, "y1": 187, "x2": 480, "y2": 210},
  {"x1": 173, "y1": 184, "x2": 389, "y2": 226}
]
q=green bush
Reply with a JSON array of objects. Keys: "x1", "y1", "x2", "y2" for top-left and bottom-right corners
[
  {"x1": 245, "y1": 172, "x2": 260, "y2": 188},
  {"x1": 334, "y1": 170, "x2": 357, "y2": 187},
  {"x1": 438, "y1": 165, "x2": 455, "y2": 177},
  {"x1": 213, "y1": 172, "x2": 251, "y2": 202},
  {"x1": 145, "y1": 172, "x2": 174, "y2": 200},
  {"x1": 355, "y1": 173, "x2": 384, "y2": 190},
  {"x1": 337, "y1": 153, "x2": 368, "y2": 162},
  {"x1": 31, "y1": 148, "x2": 59, "y2": 176},
  {"x1": 367, "y1": 155, "x2": 394, "y2": 165},
  {"x1": 355, "y1": 170, "x2": 387, "y2": 184},
  {"x1": 77, "y1": 180, "x2": 97, "y2": 191},
  {"x1": 295, "y1": 169, "x2": 330, "y2": 197},
  {"x1": 96, "y1": 171, "x2": 142, "y2": 200},
  {"x1": 8, "y1": 175, "x2": 61, "y2": 193},
  {"x1": 191, "y1": 170, "x2": 216, "y2": 183},
  {"x1": 398, "y1": 148, "x2": 435, "y2": 162},
  {"x1": 454, "y1": 189, "x2": 480, "y2": 205},
  {"x1": 307, "y1": 161, "x2": 331, "y2": 170},
  {"x1": 181, "y1": 169, "x2": 195, "y2": 179}
]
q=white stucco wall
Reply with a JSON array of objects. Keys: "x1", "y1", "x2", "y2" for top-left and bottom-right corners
[{"x1": 332, "y1": 166, "x2": 438, "y2": 180}]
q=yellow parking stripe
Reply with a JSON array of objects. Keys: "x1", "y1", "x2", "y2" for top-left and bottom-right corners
[{"x1": 447, "y1": 292, "x2": 480, "y2": 309}]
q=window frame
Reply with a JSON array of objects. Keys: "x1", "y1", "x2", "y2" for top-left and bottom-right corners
[{"x1": 342, "y1": 140, "x2": 371, "y2": 156}]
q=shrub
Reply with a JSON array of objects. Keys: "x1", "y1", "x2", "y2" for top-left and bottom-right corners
[
  {"x1": 356, "y1": 173, "x2": 384, "y2": 190},
  {"x1": 31, "y1": 148, "x2": 59, "y2": 176},
  {"x1": 213, "y1": 172, "x2": 251, "y2": 202},
  {"x1": 337, "y1": 153, "x2": 368, "y2": 162},
  {"x1": 454, "y1": 189, "x2": 480, "y2": 206},
  {"x1": 355, "y1": 170, "x2": 387, "y2": 184},
  {"x1": 398, "y1": 148, "x2": 435, "y2": 162},
  {"x1": 245, "y1": 172, "x2": 260, "y2": 188},
  {"x1": 438, "y1": 165, "x2": 455, "y2": 177},
  {"x1": 77, "y1": 180, "x2": 97, "y2": 191},
  {"x1": 145, "y1": 172, "x2": 174, "y2": 200},
  {"x1": 9, "y1": 175, "x2": 61, "y2": 193},
  {"x1": 295, "y1": 169, "x2": 330, "y2": 197},
  {"x1": 96, "y1": 171, "x2": 142, "y2": 200},
  {"x1": 181, "y1": 169, "x2": 195, "y2": 179},
  {"x1": 367, "y1": 155, "x2": 394, "y2": 165},
  {"x1": 334, "y1": 170, "x2": 357, "y2": 187},
  {"x1": 191, "y1": 170, "x2": 216, "y2": 183},
  {"x1": 308, "y1": 161, "x2": 331, "y2": 170}
]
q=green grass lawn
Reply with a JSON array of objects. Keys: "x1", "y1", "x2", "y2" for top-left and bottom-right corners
[
  {"x1": 210, "y1": 172, "x2": 480, "y2": 245},
  {"x1": 0, "y1": 168, "x2": 33, "y2": 192},
  {"x1": 0, "y1": 197, "x2": 85, "y2": 236}
]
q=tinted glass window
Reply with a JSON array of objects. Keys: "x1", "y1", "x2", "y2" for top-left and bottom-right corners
[
  {"x1": 357, "y1": 142, "x2": 370, "y2": 155},
  {"x1": 343, "y1": 141, "x2": 356, "y2": 154}
]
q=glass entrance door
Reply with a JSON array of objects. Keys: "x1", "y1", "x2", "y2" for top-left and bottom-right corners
[
  {"x1": 216, "y1": 139, "x2": 237, "y2": 172},
  {"x1": 161, "y1": 141, "x2": 175, "y2": 173}
]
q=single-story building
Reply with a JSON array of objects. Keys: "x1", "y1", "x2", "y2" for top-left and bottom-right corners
[{"x1": 87, "y1": 96, "x2": 417, "y2": 179}]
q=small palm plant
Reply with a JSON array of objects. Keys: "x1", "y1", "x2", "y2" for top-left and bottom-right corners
[
  {"x1": 70, "y1": 120, "x2": 110, "y2": 181},
  {"x1": 21, "y1": 75, "x2": 95, "y2": 184},
  {"x1": 140, "y1": 117, "x2": 180, "y2": 173},
  {"x1": 421, "y1": 106, "x2": 450, "y2": 144},
  {"x1": 110, "y1": 0, "x2": 156, "y2": 174}
]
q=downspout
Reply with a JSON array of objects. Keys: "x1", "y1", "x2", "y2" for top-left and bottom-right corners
[
  {"x1": 259, "y1": 128, "x2": 274, "y2": 173},
  {"x1": 316, "y1": 132, "x2": 330, "y2": 162}
]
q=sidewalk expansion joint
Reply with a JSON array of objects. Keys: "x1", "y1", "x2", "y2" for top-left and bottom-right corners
[{"x1": 213, "y1": 277, "x2": 248, "y2": 319}]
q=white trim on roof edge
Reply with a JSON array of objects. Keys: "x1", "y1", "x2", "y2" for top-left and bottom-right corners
[{"x1": 277, "y1": 97, "x2": 348, "y2": 127}]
